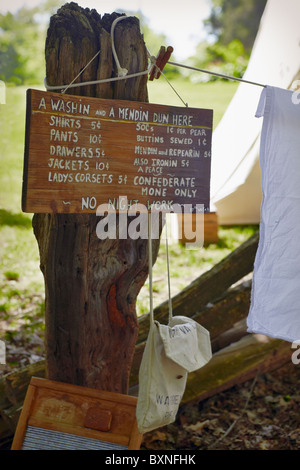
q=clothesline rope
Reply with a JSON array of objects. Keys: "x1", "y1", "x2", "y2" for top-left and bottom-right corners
[
  {"x1": 60, "y1": 49, "x2": 101, "y2": 94},
  {"x1": 158, "y1": 69, "x2": 188, "y2": 107},
  {"x1": 44, "y1": 59, "x2": 266, "y2": 93},
  {"x1": 110, "y1": 15, "x2": 131, "y2": 78},
  {"x1": 44, "y1": 69, "x2": 150, "y2": 93},
  {"x1": 164, "y1": 217, "x2": 173, "y2": 323},
  {"x1": 43, "y1": 14, "x2": 267, "y2": 97},
  {"x1": 168, "y1": 61, "x2": 266, "y2": 88}
]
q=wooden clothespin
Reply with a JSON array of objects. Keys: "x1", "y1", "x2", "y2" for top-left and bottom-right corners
[{"x1": 149, "y1": 46, "x2": 174, "y2": 81}]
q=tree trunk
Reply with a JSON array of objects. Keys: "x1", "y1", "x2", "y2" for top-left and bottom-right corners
[{"x1": 32, "y1": 3, "x2": 160, "y2": 394}]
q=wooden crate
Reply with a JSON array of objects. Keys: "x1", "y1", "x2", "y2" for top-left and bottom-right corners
[
  {"x1": 177, "y1": 212, "x2": 219, "y2": 246},
  {"x1": 11, "y1": 377, "x2": 142, "y2": 450}
]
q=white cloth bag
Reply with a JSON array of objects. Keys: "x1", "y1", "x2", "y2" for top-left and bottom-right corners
[
  {"x1": 158, "y1": 315, "x2": 212, "y2": 372},
  {"x1": 136, "y1": 216, "x2": 212, "y2": 433},
  {"x1": 136, "y1": 313, "x2": 189, "y2": 434}
]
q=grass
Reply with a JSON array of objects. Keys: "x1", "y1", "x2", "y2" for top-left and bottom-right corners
[
  {"x1": 0, "y1": 80, "x2": 257, "y2": 371},
  {"x1": 0, "y1": 85, "x2": 45, "y2": 366}
]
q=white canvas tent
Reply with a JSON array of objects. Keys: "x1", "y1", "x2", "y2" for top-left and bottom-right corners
[{"x1": 210, "y1": 0, "x2": 300, "y2": 225}]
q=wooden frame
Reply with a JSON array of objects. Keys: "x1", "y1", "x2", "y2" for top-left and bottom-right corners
[{"x1": 11, "y1": 377, "x2": 142, "y2": 450}]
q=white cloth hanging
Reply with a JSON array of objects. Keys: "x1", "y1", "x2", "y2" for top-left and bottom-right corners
[{"x1": 247, "y1": 85, "x2": 300, "y2": 342}]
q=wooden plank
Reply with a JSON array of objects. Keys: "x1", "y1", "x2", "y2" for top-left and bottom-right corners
[
  {"x1": 192, "y1": 281, "x2": 252, "y2": 345},
  {"x1": 11, "y1": 377, "x2": 142, "y2": 450},
  {"x1": 2, "y1": 360, "x2": 45, "y2": 407},
  {"x1": 181, "y1": 334, "x2": 292, "y2": 404},
  {"x1": 22, "y1": 89, "x2": 213, "y2": 214},
  {"x1": 178, "y1": 212, "x2": 219, "y2": 245},
  {"x1": 11, "y1": 383, "x2": 37, "y2": 450},
  {"x1": 30, "y1": 376, "x2": 139, "y2": 406}
]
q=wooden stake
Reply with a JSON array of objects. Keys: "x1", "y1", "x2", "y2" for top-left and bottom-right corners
[{"x1": 32, "y1": 4, "x2": 160, "y2": 393}]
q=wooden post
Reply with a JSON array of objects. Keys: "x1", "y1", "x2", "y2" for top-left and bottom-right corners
[{"x1": 32, "y1": 3, "x2": 160, "y2": 394}]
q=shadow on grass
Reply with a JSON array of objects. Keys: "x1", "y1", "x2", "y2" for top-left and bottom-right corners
[{"x1": 0, "y1": 209, "x2": 32, "y2": 228}]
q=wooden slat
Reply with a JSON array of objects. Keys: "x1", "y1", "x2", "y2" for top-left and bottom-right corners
[
  {"x1": 30, "y1": 377, "x2": 138, "y2": 406},
  {"x1": 11, "y1": 384, "x2": 37, "y2": 450},
  {"x1": 11, "y1": 377, "x2": 142, "y2": 450},
  {"x1": 181, "y1": 334, "x2": 291, "y2": 404}
]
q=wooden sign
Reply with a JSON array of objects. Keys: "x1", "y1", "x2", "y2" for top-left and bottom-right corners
[
  {"x1": 22, "y1": 89, "x2": 213, "y2": 213},
  {"x1": 11, "y1": 377, "x2": 142, "y2": 450}
]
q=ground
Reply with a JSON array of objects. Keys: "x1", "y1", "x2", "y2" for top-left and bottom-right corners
[
  {"x1": 1, "y1": 225, "x2": 300, "y2": 450},
  {"x1": 141, "y1": 361, "x2": 300, "y2": 450},
  {"x1": 2, "y1": 351, "x2": 300, "y2": 450}
]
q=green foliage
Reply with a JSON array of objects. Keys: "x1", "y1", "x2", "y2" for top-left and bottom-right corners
[
  {"x1": 0, "y1": 0, "x2": 63, "y2": 85},
  {"x1": 0, "y1": 3, "x2": 180, "y2": 86},
  {"x1": 187, "y1": 38, "x2": 249, "y2": 81},
  {"x1": 4, "y1": 271, "x2": 20, "y2": 281},
  {"x1": 206, "y1": 39, "x2": 247, "y2": 65},
  {"x1": 0, "y1": 0, "x2": 268, "y2": 87},
  {"x1": 0, "y1": 10, "x2": 44, "y2": 84},
  {"x1": 204, "y1": 0, "x2": 267, "y2": 52},
  {"x1": 186, "y1": 0, "x2": 268, "y2": 82},
  {"x1": 0, "y1": 209, "x2": 32, "y2": 228}
]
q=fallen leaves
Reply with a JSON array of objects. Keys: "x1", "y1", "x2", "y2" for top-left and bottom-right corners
[{"x1": 141, "y1": 361, "x2": 300, "y2": 450}]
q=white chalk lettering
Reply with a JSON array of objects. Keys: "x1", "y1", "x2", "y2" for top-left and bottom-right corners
[
  {"x1": 118, "y1": 107, "x2": 149, "y2": 121},
  {"x1": 172, "y1": 114, "x2": 193, "y2": 126},
  {"x1": 48, "y1": 158, "x2": 89, "y2": 171},
  {"x1": 82, "y1": 196, "x2": 97, "y2": 210},
  {"x1": 38, "y1": 97, "x2": 46, "y2": 110},
  {"x1": 170, "y1": 137, "x2": 193, "y2": 145},
  {"x1": 48, "y1": 172, "x2": 73, "y2": 183},
  {"x1": 133, "y1": 157, "x2": 148, "y2": 166},
  {"x1": 49, "y1": 146, "x2": 103, "y2": 158},
  {"x1": 133, "y1": 176, "x2": 196, "y2": 188},
  {"x1": 49, "y1": 115, "x2": 81, "y2": 128},
  {"x1": 151, "y1": 159, "x2": 178, "y2": 167},
  {"x1": 153, "y1": 112, "x2": 169, "y2": 124},
  {"x1": 137, "y1": 135, "x2": 164, "y2": 143},
  {"x1": 134, "y1": 145, "x2": 158, "y2": 155},
  {"x1": 50, "y1": 98, "x2": 90, "y2": 115},
  {"x1": 168, "y1": 148, "x2": 200, "y2": 158},
  {"x1": 141, "y1": 186, "x2": 167, "y2": 197},
  {"x1": 190, "y1": 128, "x2": 206, "y2": 136},
  {"x1": 50, "y1": 129, "x2": 79, "y2": 143}
]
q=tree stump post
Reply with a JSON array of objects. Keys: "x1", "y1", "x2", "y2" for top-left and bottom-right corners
[{"x1": 32, "y1": 3, "x2": 159, "y2": 394}]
